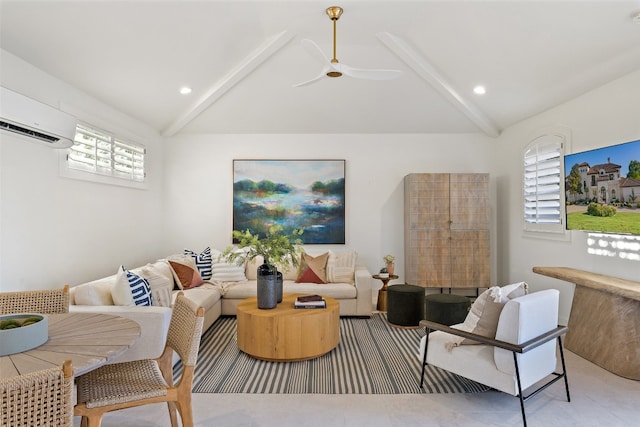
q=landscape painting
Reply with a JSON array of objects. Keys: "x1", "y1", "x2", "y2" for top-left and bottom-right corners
[{"x1": 233, "y1": 160, "x2": 345, "y2": 244}]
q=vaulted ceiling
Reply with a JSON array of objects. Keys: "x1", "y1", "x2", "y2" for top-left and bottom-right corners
[{"x1": 1, "y1": 1, "x2": 639, "y2": 137}]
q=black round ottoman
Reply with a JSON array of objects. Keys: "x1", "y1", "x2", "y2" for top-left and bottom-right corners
[
  {"x1": 424, "y1": 294, "x2": 471, "y2": 326},
  {"x1": 387, "y1": 284, "x2": 425, "y2": 326}
]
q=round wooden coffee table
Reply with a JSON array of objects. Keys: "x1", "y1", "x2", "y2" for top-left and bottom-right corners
[{"x1": 236, "y1": 293, "x2": 340, "y2": 362}]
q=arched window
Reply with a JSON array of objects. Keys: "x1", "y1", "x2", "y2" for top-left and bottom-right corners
[{"x1": 523, "y1": 130, "x2": 567, "y2": 234}]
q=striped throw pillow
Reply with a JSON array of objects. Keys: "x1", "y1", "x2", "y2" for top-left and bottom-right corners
[
  {"x1": 326, "y1": 250, "x2": 357, "y2": 284},
  {"x1": 184, "y1": 247, "x2": 213, "y2": 280},
  {"x1": 111, "y1": 265, "x2": 153, "y2": 306}
]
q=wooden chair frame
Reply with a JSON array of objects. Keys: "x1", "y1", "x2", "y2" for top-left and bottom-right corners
[{"x1": 74, "y1": 293, "x2": 204, "y2": 427}]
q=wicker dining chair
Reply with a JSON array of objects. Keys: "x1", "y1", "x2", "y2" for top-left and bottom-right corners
[
  {"x1": 0, "y1": 285, "x2": 69, "y2": 314},
  {"x1": 0, "y1": 360, "x2": 73, "y2": 427},
  {"x1": 74, "y1": 292, "x2": 205, "y2": 427}
]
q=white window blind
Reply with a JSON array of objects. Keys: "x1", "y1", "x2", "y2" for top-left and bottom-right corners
[
  {"x1": 67, "y1": 123, "x2": 145, "y2": 182},
  {"x1": 523, "y1": 134, "x2": 564, "y2": 233}
]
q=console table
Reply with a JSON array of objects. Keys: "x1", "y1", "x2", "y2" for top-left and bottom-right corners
[{"x1": 533, "y1": 266, "x2": 639, "y2": 380}]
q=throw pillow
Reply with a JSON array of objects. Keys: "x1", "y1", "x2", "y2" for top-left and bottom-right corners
[
  {"x1": 138, "y1": 261, "x2": 174, "y2": 307},
  {"x1": 295, "y1": 252, "x2": 329, "y2": 284},
  {"x1": 184, "y1": 247, "x2": 213, "y2": 280},
  {"x1": 326, "y1": 249, "x2": 357, "y2": 284},
  {"x1": 111, "y1": 265, "x2": 153, "y2": 306},
  {"x1": 209, "y1": 248, "x2": 248, "y2": 282},
  {"x1": 458, "y1": 282, "x2": 529, "y2": 345},
  {"x1": 167, "y1": 255, "x2": 204, "y2": 290}
]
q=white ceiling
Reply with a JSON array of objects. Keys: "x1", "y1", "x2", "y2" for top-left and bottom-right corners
[{"x1": 1, "y1": 0, "x2": 640, "y2": 137}]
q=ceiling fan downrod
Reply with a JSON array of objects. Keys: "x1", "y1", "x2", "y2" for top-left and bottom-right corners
[{"x1": 326, "y1": 6, "x2": 343, "y2": 77}]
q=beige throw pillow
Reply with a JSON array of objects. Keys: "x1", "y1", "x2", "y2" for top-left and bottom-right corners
[
  {"x1": 326, "y1": 250, "x2": 357, "y2": 284},
  {"x1": 456, "y1": 282, "x2": 528, "y2": 346}
]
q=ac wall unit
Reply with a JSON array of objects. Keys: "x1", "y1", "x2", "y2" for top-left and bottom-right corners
[{"x1": 0, "y1": 86, "x2": 77, "y2": 148}]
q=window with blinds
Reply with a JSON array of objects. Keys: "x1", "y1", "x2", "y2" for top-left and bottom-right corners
[
  {"x1": 523, "y1": 133, "x2": 565, "y2": 233},
  {"x1": 67, "y1": 123, "x2": 145, "y2": 182}
]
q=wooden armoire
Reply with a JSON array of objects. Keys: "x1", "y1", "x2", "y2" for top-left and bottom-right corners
[{"x1": 404, "y1": 173, "x2": 490, "y2": 288}]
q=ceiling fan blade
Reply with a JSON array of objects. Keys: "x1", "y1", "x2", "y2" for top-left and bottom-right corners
[
  {"x1": 300, "y1": 39, "x2": 330, "y2": 66},
  {"x1": 341, "y1": 63, "x2": 402, "y2": 80},
  {"x1": 293, "y1": 68, "x2": 329, "y2": 87}
]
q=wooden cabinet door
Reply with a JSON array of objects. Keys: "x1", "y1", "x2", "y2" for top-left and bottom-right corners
[{"x1": 405, "y1": 173, "x2": 490, "y2": 288}]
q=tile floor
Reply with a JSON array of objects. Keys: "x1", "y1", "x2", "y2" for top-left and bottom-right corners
[{"x1": 72, "y1": 349, "x2": 640, "y2": 427}]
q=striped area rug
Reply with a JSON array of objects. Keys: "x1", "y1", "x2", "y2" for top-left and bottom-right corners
[{"x1": 175, "y1": 313, "x2": 489, "y2": 394}]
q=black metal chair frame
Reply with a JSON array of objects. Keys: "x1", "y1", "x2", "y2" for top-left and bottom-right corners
[{"x1": 419, "y1": 320, "x2": 571, "y2": 427}]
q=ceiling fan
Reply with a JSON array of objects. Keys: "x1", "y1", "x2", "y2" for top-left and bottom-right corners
[{"x1": 293, "y1": 6, "x2": 402, "y2": 87}]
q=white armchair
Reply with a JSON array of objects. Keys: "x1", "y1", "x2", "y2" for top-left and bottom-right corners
[{"x1": 419, "y1": 289, "x2": 570, "y2": 427}]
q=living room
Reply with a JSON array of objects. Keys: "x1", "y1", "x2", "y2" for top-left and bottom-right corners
[{"x1": 1, "y1": 1, "x2": 639, "y2": 425}]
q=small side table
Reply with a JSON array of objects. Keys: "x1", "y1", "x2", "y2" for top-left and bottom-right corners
[{"x1": 373, "y1": 274, "x2": 399, "y2": 311}]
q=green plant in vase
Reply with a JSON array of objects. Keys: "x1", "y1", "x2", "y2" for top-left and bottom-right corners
[
  {"x1": 383, "y1": 254, "x2": 395, "y2": 276},
  {"x1": 222, "y1": 225, "x2": 303, "y2": 308}
]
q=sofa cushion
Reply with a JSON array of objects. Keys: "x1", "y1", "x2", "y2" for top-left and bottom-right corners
[
  {"x1": 295, "y1": 252, "x2": 328, "y2": 284},
  {"x1": 223, "y1": 280, "x2": 357, "y2": 300},
  {"x1": 72, "y1": 278, "x2": 115, "y2": 306},
  {"x1": 184, "y1": 247, "x2": 213, "y2": 280},
  {"x1": 111, "y1": 266, "x2": 153, "y2": 306},
  {"x1": 172, "y1": 283, "x2": 222, "y2": 310},
  {"x1": 283, "y1": 281, "x2": 357, "y2": 299},
  {"x1": 326, "y1": 249, "x2": 357, "y2": 284}
]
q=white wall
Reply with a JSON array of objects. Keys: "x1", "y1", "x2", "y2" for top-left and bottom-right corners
[
  {"x1": 0, "y1": 50, "x2": 166, "y2": 291},
  {"x1": 162, "y1": 133, "x2": 498, "y2": 296},
  {"x1": 494, "y1": 69, "x2": 640, "y2": 324}
]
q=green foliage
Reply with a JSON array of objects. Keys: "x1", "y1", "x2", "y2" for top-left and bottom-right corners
[
  {"x1": 628, "y1": 160, "x2": 640, "y2": 180},
  {"x1": 311, "y1": 178, "x2": 345, "y2": 195},
  {"x1": 233, "y1": 179, "x2": 293, "y2": 194},
  {"x1": 566, "y1": 164, "x2": 583, "y2": 197},
  {"x1": 586, "y1": 202, "x2": 617, "y2": 217},
  {"x1": 222, "y1": 225, "x2": 303, "y2": 272}
]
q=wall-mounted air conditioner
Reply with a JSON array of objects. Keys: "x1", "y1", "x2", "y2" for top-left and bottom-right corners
[{"x1": 0, "y1": 86, "x2": 77, "y2": 148}]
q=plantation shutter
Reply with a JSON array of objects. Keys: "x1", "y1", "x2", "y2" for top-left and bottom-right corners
[
  {"x1": 68, "y1": 123, "x2": 145, "y2": 182},
  {"x1": 523, "y1": 134, "x2": 564, "y2": 232}
]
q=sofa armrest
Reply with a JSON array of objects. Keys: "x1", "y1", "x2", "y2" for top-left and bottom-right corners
[
  {"x1": 69, "y1": 305, "x2": 172, "y2": 363},
  {"x1": 354, "y1": 265, "x2": 373, "y2": 316}
]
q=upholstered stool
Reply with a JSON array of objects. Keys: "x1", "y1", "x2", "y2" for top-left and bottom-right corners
[
  {"x1": 387, "y1": 284, "x2": 425, "y2": 326},
  {"x1": 424, "y1": 293, "x2": 471, "y2": 326}
]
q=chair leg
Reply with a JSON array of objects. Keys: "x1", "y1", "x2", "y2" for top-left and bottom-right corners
[
  {"x1": 513, "y1": 352, "x2": 527, "y2": 427},
  {"x1": 558, "y1": 336, "x2": 571, "y2": 402},
  {"x1": 167, "y1": 401, "x2": 179, "y2": 427},
  {"x1": 419, "y1": 329, "x2": 431, "y2": 390}
]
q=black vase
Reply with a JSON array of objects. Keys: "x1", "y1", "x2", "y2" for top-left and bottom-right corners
[
  {"x1": 275, "y1": 270, "x2": 283, "y2": 303},
  {"x1": 256, "y1": 260, "x2": 277, "y2": 309}
]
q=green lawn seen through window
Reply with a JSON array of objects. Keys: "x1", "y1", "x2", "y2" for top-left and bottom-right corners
[{"x1": 566, "y1": 211, "x2": 640, "y2": 234}]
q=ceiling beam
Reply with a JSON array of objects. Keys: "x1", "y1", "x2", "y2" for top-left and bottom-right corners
[
  {"x1": 377, "y1": 32, "x2": 501, "y2": 138},
  {"x1": 163, "y1": 30, "x2": 295, "y2": 137}
]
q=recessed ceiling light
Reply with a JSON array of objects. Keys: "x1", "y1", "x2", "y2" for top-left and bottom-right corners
[
  {"x1": 179, "y1": 87, "x2": 192, "y2": 95},
  {"x1": 473, "y1": 85, "x2": 486, "y2": 95}
]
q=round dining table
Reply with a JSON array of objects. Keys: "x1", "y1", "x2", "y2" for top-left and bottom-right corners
[{"x1": 0, "y1": 312, "x2": 140, "y2": 379}]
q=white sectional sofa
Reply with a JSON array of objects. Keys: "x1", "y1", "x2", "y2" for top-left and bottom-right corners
[{"x1": 69, "y1": 249, "x2": 372, "y2": 363}]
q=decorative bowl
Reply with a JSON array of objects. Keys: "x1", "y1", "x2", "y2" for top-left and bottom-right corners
[
  {"x1": 0, "y1": 313, "x2": 48, "y2": 356},
  {"x1": 378, "y1": 273, "x2": 389, "y2": 278}
]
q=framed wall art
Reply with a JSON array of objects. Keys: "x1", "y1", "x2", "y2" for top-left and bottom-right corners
[{"x1": 233, "y1": 159, "x2": 345, "y2": 244}]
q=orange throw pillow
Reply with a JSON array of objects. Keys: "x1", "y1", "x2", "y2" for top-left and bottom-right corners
[{"x1": 295, "y1": 252, "x2": 329, "y2": 284}]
